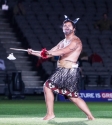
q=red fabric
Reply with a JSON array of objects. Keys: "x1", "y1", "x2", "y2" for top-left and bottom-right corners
[
  {"x1": 36, "y1": 58, "x2": 48, "y2": 67},
  {"x1": 41, "y1": 48, "x2": 48, "y2": 59},
  {"x1": 44, "y1": 80, "x2": 78, "y2": 98},
  {"x1": 90, "y1": 53, "x2": 103, "y2": 63}
]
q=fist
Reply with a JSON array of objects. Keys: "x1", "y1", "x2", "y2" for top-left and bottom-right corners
[{"x1": 27, "y1": 49, "x2": 33, "y2": 54}]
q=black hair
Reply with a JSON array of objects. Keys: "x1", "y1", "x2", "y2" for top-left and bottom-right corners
[{"x1": 63, "y1": 20, "x2": 76, "y2": 28}]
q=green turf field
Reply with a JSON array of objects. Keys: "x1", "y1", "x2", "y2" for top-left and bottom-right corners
[{"x1": 0, "y1": 99, "x2": 112, "y2": 125}]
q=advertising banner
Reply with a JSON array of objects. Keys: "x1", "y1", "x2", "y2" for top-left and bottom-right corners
[
  {"x1": 79, "y1": 90, "x2": 112, "y2": 102},
  {"x1": 57, "y1": 90, "x2": 112, "y2": 102}
]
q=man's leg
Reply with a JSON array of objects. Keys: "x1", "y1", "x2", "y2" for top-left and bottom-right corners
[
  {"x1": 43, "y1": 86, "x2": 55, "y2": 120},
  {"x1": 69, "y1": 97, "x2": 95, "y2": 120}
]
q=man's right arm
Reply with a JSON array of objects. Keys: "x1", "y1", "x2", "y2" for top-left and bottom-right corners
[
  {"x1": 27, "y1": 40, "x2": 63, "y2": 58},
  {"x1": 27, "y1": 49, "x2": 41, "y2": 57}
]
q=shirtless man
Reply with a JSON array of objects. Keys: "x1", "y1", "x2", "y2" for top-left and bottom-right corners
[{"x1": 27, "y1": 17, "x2": 95, "y2": 121}]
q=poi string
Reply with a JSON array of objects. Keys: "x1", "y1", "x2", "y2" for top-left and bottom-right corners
[
  {"x1": 7, "y1": 48, "x2": 38, "y2": 60},
  {"x1": 10, "y1": 48, "x2": 48, "y2": 59},
  {"x1": 10, "y1": 48, "x2": 38, "y2": 53}
]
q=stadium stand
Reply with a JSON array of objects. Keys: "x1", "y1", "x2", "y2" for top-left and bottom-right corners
[
  {"x1": 0, "y1": 8, "x2": 44, "y2": 96},
  {"x1": 0, "y1": 0, "x2": 112, "y2": 92}
]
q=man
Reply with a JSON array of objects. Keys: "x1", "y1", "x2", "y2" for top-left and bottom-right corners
[
  {"x1": 28, "y1": 15, "x2": 95, "y2": 121},
  {"x1": 95, "y1": 13, "x2": 112, "y2": 31}
]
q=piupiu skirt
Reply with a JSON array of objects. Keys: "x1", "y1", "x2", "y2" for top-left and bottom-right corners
[{"x1": 44, "y1": 66, "x2": 80, "y2": 98}]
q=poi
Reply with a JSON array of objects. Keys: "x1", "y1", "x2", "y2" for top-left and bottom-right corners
[{"x1": 7, "y1": 53, "x2": 16, "y2": 60}]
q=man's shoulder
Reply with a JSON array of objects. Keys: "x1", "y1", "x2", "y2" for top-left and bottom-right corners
[
  {"x1": 60, "y1": 39, "x2": 65, "y2": 42},
  {"x1": 72, "y1": 36, "x2": 82, "y2": 43},
  {"x1": 73, "y1": 37, "x2": 82, "y2": 51}
]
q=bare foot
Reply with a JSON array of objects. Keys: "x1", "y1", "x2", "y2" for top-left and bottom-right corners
[
  {"x1": 43, "y1": 114, "x2": 55, "y2": 121},
  {"x1": 87, "y1": 115, "x2": 95, "y2": 120}
]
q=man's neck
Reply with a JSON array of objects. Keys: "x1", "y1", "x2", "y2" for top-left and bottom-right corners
[{"x1": 65, "y1": 33, "x2": 75, "y2": 40}]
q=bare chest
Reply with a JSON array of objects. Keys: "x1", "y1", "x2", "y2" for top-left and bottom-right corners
[{"x1": 59, "y1": 39, "x2": 71, "y2": 49}]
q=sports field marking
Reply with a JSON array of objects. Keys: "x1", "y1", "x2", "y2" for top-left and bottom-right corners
[{"x1": 0, "y1": 118, "x2": 112, "y2": 125}]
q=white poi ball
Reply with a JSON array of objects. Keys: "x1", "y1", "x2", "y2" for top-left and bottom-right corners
[{"x1": 7, "y1": 53, "x2": 16, "y2": 60}]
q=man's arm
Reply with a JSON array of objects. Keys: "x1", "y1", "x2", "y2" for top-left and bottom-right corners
[
  {"x1": 50, "y1": 45, "x2": 59, "y2": 51},
  {"x1": 46, "y1": 40, "x2": 64, "y2": 57},
  {"x1": 49, "y1": 39, "x2": 64, "y2": 51},
  {"x1": 27, "y1": 39, "x2": 64, "y2": 58},
  {"x1": 27, "y1": 49, "x2": 41, "y2": 57},
  {"x1": 48, "y1": 39, "x2": 82, "y2": 56}
]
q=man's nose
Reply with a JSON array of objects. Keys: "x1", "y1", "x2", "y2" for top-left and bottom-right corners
[{"x1": 65, "y1": 25, "x2": 69, "y2": 28}]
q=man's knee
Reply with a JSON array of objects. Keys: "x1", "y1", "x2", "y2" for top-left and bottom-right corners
[
  {"x1": 43, "y1": 85, "x2": 51, "y2": 92},
  {"x1": 69, "y1": 97, "x2": 79, "y2": 103}
]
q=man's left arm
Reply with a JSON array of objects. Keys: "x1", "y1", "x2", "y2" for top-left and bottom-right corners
[{"x1": 48, "y1": 39, "x2": 82, "y2": 56}]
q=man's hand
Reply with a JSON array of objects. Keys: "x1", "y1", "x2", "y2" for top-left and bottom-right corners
[
  {"x1": 27, "y1": 49, "x2": 33, "y2": 54},
  {"x1": 27, "y1": 49, "x2": 41, "y2": 57}
]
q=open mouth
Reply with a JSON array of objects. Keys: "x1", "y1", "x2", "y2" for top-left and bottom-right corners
[
  {"x1": 65, "y1": 29, "x2": 69, "y2": 30},
  {"x1": 65, "y1": 29, "x2": 70, "y2": 32}
]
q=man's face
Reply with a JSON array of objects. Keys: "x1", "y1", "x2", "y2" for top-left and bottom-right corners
[{"x1": 63, "y1": 22, "x2": 75, "y2": 35}]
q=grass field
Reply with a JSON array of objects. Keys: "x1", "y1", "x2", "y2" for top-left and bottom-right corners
[{"x1": 0, "y1": 98, "x2": 112, "y2": 125}]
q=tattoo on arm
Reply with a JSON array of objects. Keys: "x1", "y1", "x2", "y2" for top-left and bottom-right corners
[{"x1": 69, "y1": 42, "x2": 80, "y2": 51}]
